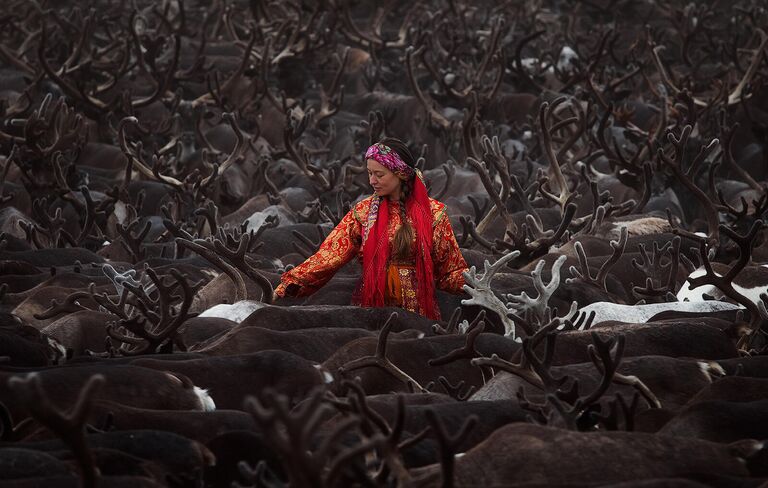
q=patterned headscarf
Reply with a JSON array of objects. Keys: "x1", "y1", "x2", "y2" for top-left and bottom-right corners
[
  {"x1": 362, "y1": 142, "x2": 426, "y2": 243},
  {"x1": 365, "y1": 142, "x2": 415, "y2": 181},
  {"x1": 358, "y1": 142, "x2": 438, "y2": 319}
]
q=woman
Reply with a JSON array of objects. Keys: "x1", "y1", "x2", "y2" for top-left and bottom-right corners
[{"x1": 273, "y1": 138, "x2": 468, "y2": 320}]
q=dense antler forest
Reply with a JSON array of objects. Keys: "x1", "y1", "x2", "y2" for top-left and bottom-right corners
[{"x1": 0, "y1": 0, "x2": 767, "y2": 486}]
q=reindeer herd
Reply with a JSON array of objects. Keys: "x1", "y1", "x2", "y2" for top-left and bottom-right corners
[{"x1": 0, "y1": 0, "x2": 767, "y2": 486}]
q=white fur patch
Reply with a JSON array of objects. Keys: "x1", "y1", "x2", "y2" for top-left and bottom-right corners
[
  {"x1": 314, "y1": 364, "x2": 334, "y2": 384},
  {"x1": 578, "y1": 300, "x2": 742, "y2": 325},
  {"x1": 610, "y1": 218, "x2": 670, "y2": 238},
  {"x1": 245, "y1": 206, "x2": 296, "y2": 232},
  {"x1": 194, "y1": 386, "x2": 216, "y2": 411},
  {"x1": 113, "y1": 201, "x2": 128, "y2": 225},
  {"x1": 697, "y1": 361, "x2": 726, "y2": 383},
  {"x1": 199, "y1": 300, "x2": 267, "y2": 323},
  {"x1": 676, "y1": 268, "x2": 714, "y2": 302},
  {"x1": 733, "y1": 440, "x2": 765, "y2": 462},
  {"x1": 678, "y1": 268, "x2": 768, "y2": 305},
  {"x1": 557, "y1": 46, "x2": 578, "y2": 72},
  {"x1": 518, "y1": 58, "x2": 538, "y2": 70},
  {"x1": 47, "y1": 337, "x2": 67, "y2": 365}
]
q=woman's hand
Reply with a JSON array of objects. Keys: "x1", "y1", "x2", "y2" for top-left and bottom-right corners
[
  {"x1": 284, "y1": 283, "x2": 300, "y2": 297},
  {"x1": 272, "y1": 283, "x2": 300, "y2": 303}
]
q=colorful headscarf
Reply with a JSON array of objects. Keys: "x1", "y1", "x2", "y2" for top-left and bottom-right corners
[
  {"x1": 365, "y1": 142, "x2": 415, "y2": 181},
  {"x1": 362, "y1": 143, "x2": 426, "y2": 243},
  {"x1": 358, "y1": 142, "x2": 438, "y2": 319}
]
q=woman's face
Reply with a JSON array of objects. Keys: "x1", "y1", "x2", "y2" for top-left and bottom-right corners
[{"x1": 367, "y1": 159, "x2": 402, "y2": 199}]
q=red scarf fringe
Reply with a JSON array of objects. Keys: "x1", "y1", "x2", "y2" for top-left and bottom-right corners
[{"x1": 360, "y1": 177, "x2": 438, "y2": 319}]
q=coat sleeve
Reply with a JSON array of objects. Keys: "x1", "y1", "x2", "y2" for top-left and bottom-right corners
[
  {"x1": 274, "y1": 208, "x2": 363, "y2": 298},
  {"x1": 432, "y1": 209, "x2": 468, "y2": 294}
]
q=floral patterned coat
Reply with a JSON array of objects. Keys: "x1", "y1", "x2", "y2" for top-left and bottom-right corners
[{"x1": 274, "y1": 195, "x2": 468, "y2": 319}]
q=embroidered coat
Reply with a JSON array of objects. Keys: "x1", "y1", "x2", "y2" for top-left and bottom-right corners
[{"x1": 274, "y1": 195, "x2": 468, "y2": 319}]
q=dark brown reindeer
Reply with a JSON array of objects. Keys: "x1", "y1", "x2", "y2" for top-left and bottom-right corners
[
  {"x1": 1, "y1": 2, "x2": 768, "y2": 488},
  {"x1": 3, "y1": 371, "x2": 215, "y2": 486},
  {"x1": 473, "y1": 330, "x2": 655, "y2": 431}
]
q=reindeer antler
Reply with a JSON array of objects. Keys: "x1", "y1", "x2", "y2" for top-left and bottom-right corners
[
  {"x1": 243, "y1": 386, "x2": 387, "y2": 487},
  {"x1": 461, "y1": 251, "x2": 524, "y2": 339},
  {"x1": 567, "y1": 226, "x2": 628, "y2": 292},
  {"x1": 106, "y1": 267, "x2": 202, "y2": 355},
  {"x1": 339, "y1": 312, "x2": 428, "y2": 393},
  {"x1": 657, "y1": 124, "x2": 722, "y2": 249},
  {"x1": 8, "y1": 373, "x2": 105, "y2": 488},
  {"x1": 424, "y1": 409, "x2": 477, "y2": 488},
  {"x1": 508, "y1": 255, "x2": 576, "y2": 325},
  {"x1": 688, "y1": 221, "x2": 765, "y2": 349},
  {"x1": 118, "y1": 116, "x2": 184, "y2": 189},
  {"x1": 428, "y1": 313, "x2": 486, "y2": 367}
]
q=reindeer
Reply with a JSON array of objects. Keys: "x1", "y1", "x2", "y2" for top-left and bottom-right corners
[{"x1": 1, "y1": 1, "x2": 768, "y2": 486}]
